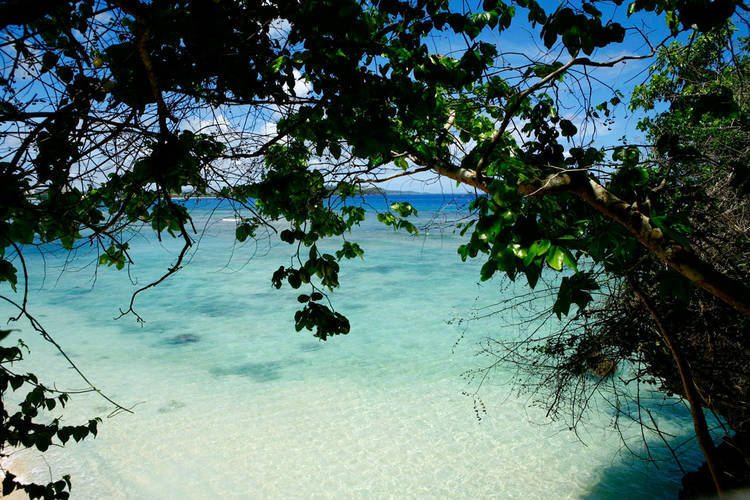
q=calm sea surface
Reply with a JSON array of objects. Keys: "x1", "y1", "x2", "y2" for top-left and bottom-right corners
[{"x1": 3, "y1": 194, "x2": 709, "y2": 498}]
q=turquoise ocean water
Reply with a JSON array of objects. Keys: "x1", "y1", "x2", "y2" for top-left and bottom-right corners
[{"x1": 2, "y1": 194, "x2": 709, "y2": 498}]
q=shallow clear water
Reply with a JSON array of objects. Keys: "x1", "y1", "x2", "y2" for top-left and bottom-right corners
[{"x1": 3, "y1": 194, "x2": 708, "y2": 498}]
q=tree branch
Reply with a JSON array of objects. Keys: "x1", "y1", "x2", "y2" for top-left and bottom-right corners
[
  {"x1": 519, "y1": 172, "x2": 750, "y2": 316},
  {"x1": 474, "y1": 43, "x2": 667, "y2": 175}
]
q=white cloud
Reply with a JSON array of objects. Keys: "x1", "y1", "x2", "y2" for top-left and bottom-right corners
[
  {"x1": 182, "y1": 112, "x2": 236, "y2": 136},
  {"x1": 286, "y1": 69, "x2": 312, "y2": 98},
  {"x1": 261, "y1": 119, "x2": 278, "y2": 138}
]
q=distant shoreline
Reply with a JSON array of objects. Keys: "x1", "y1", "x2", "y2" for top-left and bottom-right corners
[{"x1": 173, "y1": 190, "x2": 474, "y2": 200}]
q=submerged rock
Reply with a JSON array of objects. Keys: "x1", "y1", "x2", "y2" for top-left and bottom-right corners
[
  {"x1": 165, "y1": 334, "x2": 200, "y2": 345},
  {"x1": 585, "y1": 351, "x2": 617, "y2": 378},
  {"x1": 157, "y1": 400, "x2": 186, "y2": 414},
  {"x1": 590, "y1": 357, "x2": 617, "y2": 378}
]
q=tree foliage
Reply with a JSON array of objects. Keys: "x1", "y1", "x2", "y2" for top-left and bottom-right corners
[
  {"x1": 1, "y1": 0, "x2": 749, "y2": 496},
  {"x1": 469, "y1": 24, "x2": 750, "y2": 494}
]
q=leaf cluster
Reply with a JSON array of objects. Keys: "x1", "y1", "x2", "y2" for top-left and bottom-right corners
[{"x1": 1, "y1": 329, "x2": 100, "y2": 499}]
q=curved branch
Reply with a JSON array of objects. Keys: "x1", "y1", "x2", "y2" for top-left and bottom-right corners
[
  {"x1": 116, "y1": 192, "x2": 193, "y2": 323},
  {"x1": 1, "y1": 295, "x2": 133, "y2": 415},
  {"x1": 411, "y1": 155, "x2": 489, "y2": 192},
  {"x1": 519, "y1": 172, "x2": 750, "y2": 316}
]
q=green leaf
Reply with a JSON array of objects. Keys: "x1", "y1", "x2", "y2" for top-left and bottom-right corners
[
  {"x1": 41, "y1": 52, "x2": 59, "y2": 72},
  {"x1": 271, "y1": 55, "x2": 285, "y2": 73},
  {"x1": 57, "y1": 66, "x2": 74, "y2": 83},
  {"x1": 665, "y1": 10, "x2": 679, "y2": 33},
  {"x1": 529, "y1": 239, "x2": 551, "y2": 258},
  {"x1": 9, "y1": 374, "x2": 25, "y2": 390},
  {"x1": 0, "y1": 329, "x2": 14, "y2": 342},
  {"x1": 88, "y1": 419, "x2": 100, "y2": 436},
  {"x1": 390, "y1": 202, "x2": 417, "y2": 217},
  {"x1": 0, "y1": 260, "x2": 18, "y2": 292},
  {"x1": 235, "y1": 221, "x2": 258, "y2": 242},
  {"x1": 336, "y1": 241, "x2": 364, "y2": 260},
  {"x1": 582, "y1": 3, "x2": 602, "y2": 18},
  {"x1": 400, "y1": 221, "x2": 418, "y2": 234},
  {"x1": 561, "y1": 248, "x2": 578, "y2": 272},
  {"x1": 553, "y1": 272, "x2": 599, "y2": 318},
  {"x1": 497, "y1": 247, "x2": 517, "y2": 280},
  {"x1": 510, "y1": 244, "x2": 527, "y2": 259},
  {"x1": 288, "y1": 271, "x2": 302, "y2": 289},
  {"x1": 532, "y1": 62, "x2": 563, "y2": 78},
  {"x1": 480, "y1": 260, "x2": 497, "y2": 281},
  {"x1": 559, "y1": 119, "x2": 577, "y2": 137},
  {"x1": 329, "y1": 142, "x2": 342, "y2": 160},
  {"x1": 524, "y1": 265, "x2": 541, "y2": 288},
  {"x1": 546, "y1": 245, "x2": 565, "y2": 271},
  {"x1": 280, "y1": 229, "x2": 296, "y2": 244}
]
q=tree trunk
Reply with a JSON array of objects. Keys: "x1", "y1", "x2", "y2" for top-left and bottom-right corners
[
  {"x1": 628, "y1": 275, "x2": 723, "y2": 495},
  {"x1": 517, "y1": 171, "x2": 750, "y2": 316},
  {"x1": 418, "y1": 160, "x2": 750, "y2": 316}
]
